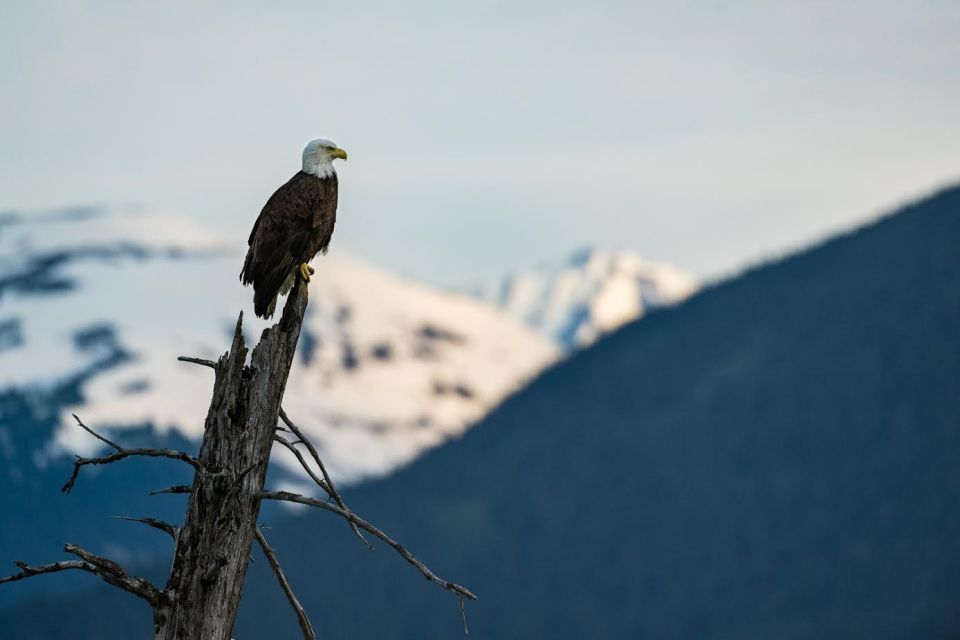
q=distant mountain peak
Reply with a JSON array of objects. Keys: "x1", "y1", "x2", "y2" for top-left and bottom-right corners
[
  {"x1": 0, "y1": 207, "x2": 556, "y2": 484},
  {"x1": 479, "y1": 247, "x2": 697, "y2": 348}
]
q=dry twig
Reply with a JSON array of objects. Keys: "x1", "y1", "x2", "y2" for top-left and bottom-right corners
[
  {"x1": 109, "y1": 516, "x2": 178, "y2": 541},
  {"x1": 63, "y1": 415, "x2": 204, "y2": 493},
  {"x1": 255, "y1": 527, "x2": 315, "y2": 640},
  {"x1": 272, "y1": 433, "x2": 331, "y2": 495},
  {"x1": 260, "y1": 490, "x2": 476, "y2": 602},
  {"x1": 0, "y1": 544, "x2": 165, "y2": 606},
  {"x1": 150, "y1": 485, "x2": 193, "y2": 496},
  {"x1": 177, "y1": 355, "x2": 217, "y2": 369},
  {"x1": 278, "y1": 408, "x2": 371, "y2": 548}
]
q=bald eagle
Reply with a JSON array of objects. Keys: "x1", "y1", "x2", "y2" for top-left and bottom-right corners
[{"x1": 241, "y1": 139, "x2": 348, "y2": 318}]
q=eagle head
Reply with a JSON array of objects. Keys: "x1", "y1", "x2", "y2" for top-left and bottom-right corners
[{"x1": 302, "y1": 138, "x2": 348, "y2": 178}]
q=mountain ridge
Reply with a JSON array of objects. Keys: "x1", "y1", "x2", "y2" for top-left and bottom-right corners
[
  {"x1": 231, "y1": 182, "x2": 960, "y2": 638},
  {"x1": 0, "y1": 207, "x2": 556, "y2": 483},
  {"x1": 476, "y1": 246, "x2": 697, "y2": 348},
  {"x1": 4, "y1": 185, "x2": 958, "y2": 638}
]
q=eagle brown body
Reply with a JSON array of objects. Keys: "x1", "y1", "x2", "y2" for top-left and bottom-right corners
[{"x1": 240, "y1": 170, "x2": 338, "y2": 318}]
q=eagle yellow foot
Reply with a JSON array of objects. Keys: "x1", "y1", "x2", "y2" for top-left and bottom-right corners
[{"x1": 298, "y1": 263, "x2": 314, "y2": 283}]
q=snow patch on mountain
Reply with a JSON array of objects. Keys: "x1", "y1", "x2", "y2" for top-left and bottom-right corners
[
  {"x1": 478, "y1": 248, "x2": 698, "y2": 348},
  {"x1": 0, "y1": 208, "x2": 557, "y2": 483}
]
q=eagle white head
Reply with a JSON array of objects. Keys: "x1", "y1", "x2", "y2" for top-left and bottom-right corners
[{"x1": 302, "y1": 138, "x2": 348, "y2": 178}]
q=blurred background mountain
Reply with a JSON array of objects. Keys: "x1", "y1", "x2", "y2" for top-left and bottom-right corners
[
  {"x1": 2, "y1": 2, "x2": 959, "y2": 638},
  {"x1": 0, "y1": 205, "x2": 691, "y2": 610},
  {"x1": 478, "y1": 248, "x2": 697, "y2": 348},
  {"x1": 1, "y1": 184, "x2": 958, "y2": 637}
]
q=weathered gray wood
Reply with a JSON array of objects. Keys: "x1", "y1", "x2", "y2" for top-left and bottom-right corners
[
  {"x1": 2, "y1": 272, "x2": 475, "y2": 636},
  {"x1": 153, "y1": 281, "x2": 308, "y2": 640},
  {"x1": 255, "y1": 527, "x2": 316, "y2": 640}
]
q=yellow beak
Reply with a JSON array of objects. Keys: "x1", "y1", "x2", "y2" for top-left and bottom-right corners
[{"x1": 329, "y1": 147, "x2": 348, "y2": 161}]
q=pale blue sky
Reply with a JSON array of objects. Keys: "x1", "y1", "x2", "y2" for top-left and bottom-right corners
[{"x1": 2, "y1": 1, "x2": 958, "y2": 286}]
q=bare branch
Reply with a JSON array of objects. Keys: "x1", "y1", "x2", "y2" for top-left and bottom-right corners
[
  {"x1": 63, "y1": 416, "x2": 205, "y2": 493},
  {"x1": 278, "y1": 409, "x2": 337, "y2": 495},
  {"x1": 109, "y1": 516, "x2": 178, "y2": 541},
  {"x1": 0, "y1": 560, "x2": 92, "y2": 586},
  {"x1": 71, "y1": 414, "x2": 121, "y2": 450},
  {"x1": 273, "y1": 434, "x2": 331, "y2": 495},
  {"x1": 63, "y1": 448, "x2": 205, "y2": 493},
  {"x1": 260, "y1": 490, "x2": 477, "y2": 602},
  {"x1": 2, "y1": 545, "x2": 165, "y2": 606},
  {"x1": 63, "y1": 544, "x2": 165, "y2": 605},
  {"x1": 254, "y1": 527, "x2": 315, "y2": 640},
  {"x1": 177, "y1": 355, "x2": 217, "y2": 369},
  {"x1": 150, "y1": 484, "x2": 193, "y2": 496},
  {"x1": 278, "y1": 408, "x2": 371, "y2": 549}
]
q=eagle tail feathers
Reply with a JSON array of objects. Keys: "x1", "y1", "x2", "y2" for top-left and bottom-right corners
[{"x1": 252, "y1": 266, "x2": 298, "y2": 319}]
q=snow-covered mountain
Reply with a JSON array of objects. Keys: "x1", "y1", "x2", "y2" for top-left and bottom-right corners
[
  {"x1": 0, "y1": 207, "x2": 557, "y2": 485},
  {"x1": 478, "y1": 248, "x2": 698, "y2": 348}
]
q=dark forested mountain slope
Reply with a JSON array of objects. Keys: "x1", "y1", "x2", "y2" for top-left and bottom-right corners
[{"x1": 3, "y1": 185, "x2": 959, "y2": 638}]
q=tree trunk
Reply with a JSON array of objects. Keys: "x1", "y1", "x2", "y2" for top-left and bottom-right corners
[
  {"x1": 153, "y1": 282, "x2": 307, "y2": 639},
  {"x1": 2, "y1": 272, "x2": 474, "y2": 637}
]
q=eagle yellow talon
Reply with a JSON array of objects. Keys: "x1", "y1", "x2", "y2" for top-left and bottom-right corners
[{"x1": 299, "y1": 263, "x2": 313, "y2": 283}]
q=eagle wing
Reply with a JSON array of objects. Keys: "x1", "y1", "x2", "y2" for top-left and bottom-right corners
[{"x1": 240, "y1": 173, "x2": 325, "y2": 318}]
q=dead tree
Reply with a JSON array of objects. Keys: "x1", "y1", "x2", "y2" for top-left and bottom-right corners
[{"x1": 1, "y1": 281, "x2": 475, "y2": 639}]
